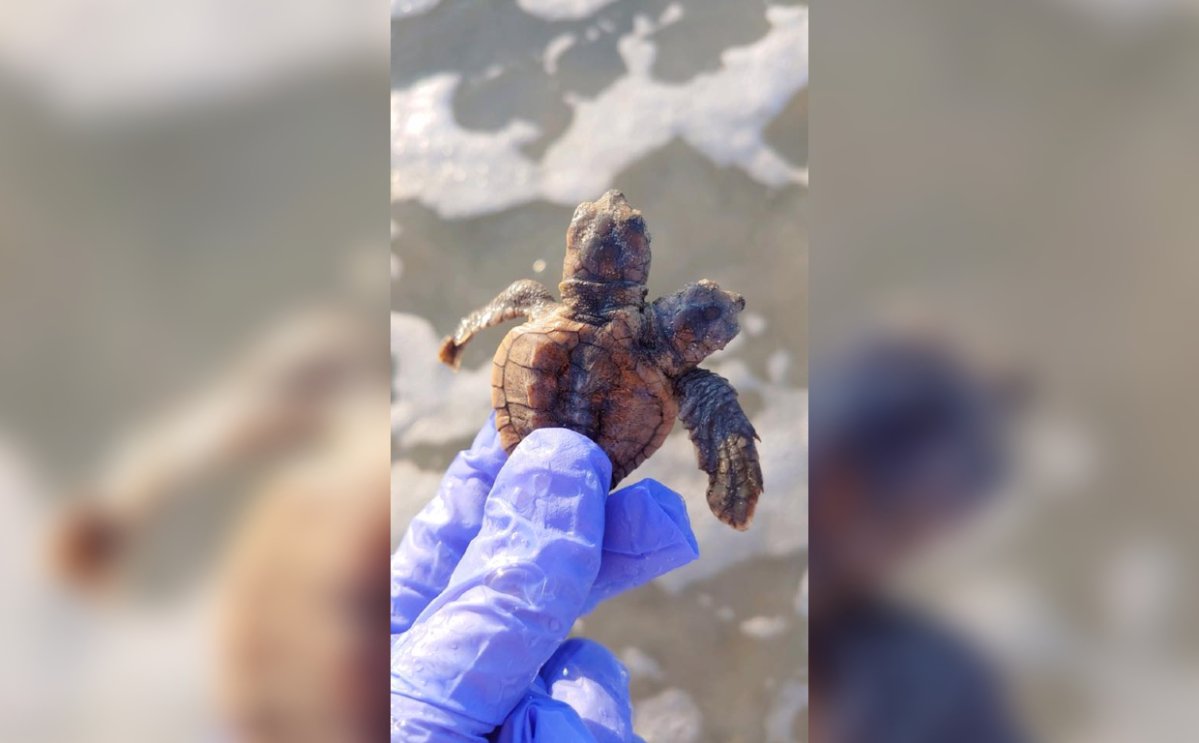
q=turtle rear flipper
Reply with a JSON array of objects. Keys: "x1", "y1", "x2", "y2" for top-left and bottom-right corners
[
  {"x1": 675, "y1": 368, "x2": 763, "y2": 530},
  {"x1": 438, "y1": 279, "x2": 558, "y2": 369}
]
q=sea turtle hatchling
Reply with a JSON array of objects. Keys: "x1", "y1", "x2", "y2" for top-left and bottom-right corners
[{"x1": 438, "y1": 190, "x2": 763, "y2": 529}]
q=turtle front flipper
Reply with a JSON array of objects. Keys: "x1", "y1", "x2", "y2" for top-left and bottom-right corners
[
  {"x1": 438, "y1": 279, "x2": 558, "y2": 369},
  {"x1": 675, "y1": 368, "x2": 763, "y2": 530}
]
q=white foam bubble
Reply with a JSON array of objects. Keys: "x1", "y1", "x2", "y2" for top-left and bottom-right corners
[
  {"x1": 743, "y1": 312, "x2": 768, "y2": 336},
  {"x1": 740, "y1": 614, "x2": 789, "y2": 639},
  {"x1": 766, "y1": 349, "x2": 790, "y2": 385},
  {"x1": 658, "y1": 3, "x2": 684, "y2": 26},
  {"x1": 543, "y1": 33, "x2": 577, "y2": 75},
  {"x1": 518, "y1": 0, "x2": 620, "y2": 21},
  {"x1": 795, "y1": 570, "x2": 809, "y2": 618},
  {"x1": 392, "y1": 0, "x2": 441, "y2": 19},
  {"x1": 391, "y1": 5, "x2": 808, "y2": 218},
  {"x1": 540, "y1": 5, "x2": 807, "y2": 203},
  {"x1": 634, "y1": 687, "x2": 704, "y2": 743},
  {"x1": 620, "y1": 646, "x2": 665, "y2": 680},
  {"x1": 391, "y1": 75, "x2": 541, "y2": 218}
]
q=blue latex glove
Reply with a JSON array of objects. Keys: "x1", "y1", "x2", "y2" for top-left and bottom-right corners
[{"x1": 391, "y1": 418, "x2": 700, "y2": 742}]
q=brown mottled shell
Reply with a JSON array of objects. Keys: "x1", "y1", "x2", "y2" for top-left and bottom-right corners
[{"x1": 491, "y1": 305, "x2": 676, "y2": 486}]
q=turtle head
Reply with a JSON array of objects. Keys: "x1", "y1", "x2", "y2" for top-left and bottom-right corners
[
  {"x1": 652, "y1": 280, "x2": 746, "y2": 373},
  {"x1": 562, "y1": 190, "x2": 652, "y2": 288}
]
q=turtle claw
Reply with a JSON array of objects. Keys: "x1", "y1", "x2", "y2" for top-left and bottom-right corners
[{"x1": 438, "y1": 336, "x2": 465, "y2": 370}]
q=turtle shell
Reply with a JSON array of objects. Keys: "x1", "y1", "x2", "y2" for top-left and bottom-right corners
[{"x1": 492, "y1": 305, "x2": 677, "y2": 486}]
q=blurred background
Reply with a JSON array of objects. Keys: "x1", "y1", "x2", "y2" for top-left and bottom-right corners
[
  {"x1": 6, "y1": 0, "x2": 1199, "y2": 740},
  {"x1": 390, "y1": 1, "x2": 808, "y2": 741},
  {"x1": 817, "y1": 0, "x2": 1199, "y2": 741},
  {"x1": 0, "y1": 1, "x2": 389, "y2": 741}
]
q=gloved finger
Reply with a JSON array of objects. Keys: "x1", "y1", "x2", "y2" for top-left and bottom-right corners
[
  {"x1": 391, "y1": 428, "x2": 610, "y2": 742},
  {"x1": 494, "y1": 686, "x2": 598, "y2": 743},
  {"x1": 539, "y1": 639, "x2": 636, "y2": 743},
  {"x1": 391, "y1": 415, "x2": 507, "y2": 634},
  {"x1": 580, "y1": 479, "x2": 700, "y2": 615}
]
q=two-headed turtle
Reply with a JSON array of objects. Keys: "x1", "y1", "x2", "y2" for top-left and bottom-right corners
[{"x1": 439, "y1": 190, "x2": 762, "y2": 529}]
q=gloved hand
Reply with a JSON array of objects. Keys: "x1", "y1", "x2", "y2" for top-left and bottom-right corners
[{"x1": 391, "y1": 417, "x2": 700, "y2": 742}]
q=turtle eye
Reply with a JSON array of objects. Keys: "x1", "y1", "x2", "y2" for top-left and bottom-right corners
[
  {"x1": 702, "y1": 305, "x2": 722, "y2": 321},
  {"x1": 680, "y1": 307, "x2": 706, "y2": 328}
]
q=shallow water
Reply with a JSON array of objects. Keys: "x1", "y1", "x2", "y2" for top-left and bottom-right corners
[{"x1": 391, "y1": 2, "x2": 809, "y2": 739}]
